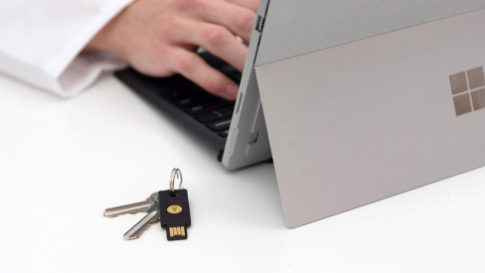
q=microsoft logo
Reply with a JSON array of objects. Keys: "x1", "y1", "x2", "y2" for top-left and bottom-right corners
[{"x1": 450, "y1": 66, "x2": 485, "y2": 116}]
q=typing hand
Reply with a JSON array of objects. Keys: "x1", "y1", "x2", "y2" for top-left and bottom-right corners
[{"x1": 85, "y1": 0, "x2": 259, "y2": 101}]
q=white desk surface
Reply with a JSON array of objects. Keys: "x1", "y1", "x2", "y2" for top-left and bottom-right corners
[{"x1": 0, "y1": 73, "x2": 484, "y2": 273}]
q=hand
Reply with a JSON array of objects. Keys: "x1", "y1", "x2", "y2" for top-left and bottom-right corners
[{"x1": 85, "y1": 0, "x2": 259, "y2": 100}]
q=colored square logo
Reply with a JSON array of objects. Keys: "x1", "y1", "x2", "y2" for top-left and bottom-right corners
[
  {"x1": 471, "y1": 88, "x2": 485, "y2": 111},
  {"x1": 467, "y1": 67, "x2": 485, "y2": 90},
  {"x1": 453, "y1": 93, "x2": 472, "y2": 116},
  {"x1": 449, "y1": 72, "x2": 468, "y2": 95},
  {"x1": 450, "y1": 66, "x2": 485, "y2": 116}
]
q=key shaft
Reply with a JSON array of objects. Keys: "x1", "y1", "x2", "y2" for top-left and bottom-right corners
[
  {"x1": 104, "y1": 192, "x2": 160, "y2": 240},
  {"x1": 104, "y1": 200, "x2": 152, "y2": 218},
  {"x1": 123, "y1": 210, "x2": 160, "y2": 240}
]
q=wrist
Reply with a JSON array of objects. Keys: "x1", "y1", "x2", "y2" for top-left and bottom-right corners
[
  {"x1": 84, "y1": 20, "x2": 115, "y2": 52},
  {"x1": 83, "y1": 14, "x2": 124, "y2": 57},
  {"x1": 84, "y1": 33, "x2": 106, "y2": 52}
]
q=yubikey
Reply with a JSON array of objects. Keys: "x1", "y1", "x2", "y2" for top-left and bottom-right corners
[{"x1": 104, "y1": 168, "x2": 191, "y2": 241}]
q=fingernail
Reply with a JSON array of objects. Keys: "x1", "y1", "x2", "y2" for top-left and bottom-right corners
[{"x1": 226, "y1": 84, "x2": 239, "y2": 100}]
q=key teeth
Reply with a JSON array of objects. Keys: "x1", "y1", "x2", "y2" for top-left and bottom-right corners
[
  {"x1": 123, "y1": 217, "x2": 160, "y2": 241},
  {"x1": 104, "y1": 209, "x2": 146, "y2": 218},
  {"x1": 124, "y1": 234, "x2": 140, "y2": 240}
]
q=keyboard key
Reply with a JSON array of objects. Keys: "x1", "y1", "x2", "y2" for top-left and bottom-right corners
[
  {"x1": 174, "y1": 93, "x2": 216, "y2": 107},
  {"x1": 207, "y1": 118, "x2": 232, "y2": 132},
  {"x1": 160, "y1": 85, "x2": 205, "y2": 99},
  {"x1": 160, "y1": 90, "x2": 188, "y2": 99},
  {"x1": 195, "y1": 108, "x2": 233, "y2": 123},
  {"x1": 184, "y1": 100, "x2": 232, "y2": 116},
  {"x1": 218, "y1": 130, "x2": 230, "y2": 137}
]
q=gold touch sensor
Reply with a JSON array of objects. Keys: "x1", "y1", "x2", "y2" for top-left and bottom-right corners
[{"x1": 167, "y1": 204, "x2": 183, "y2": 214}]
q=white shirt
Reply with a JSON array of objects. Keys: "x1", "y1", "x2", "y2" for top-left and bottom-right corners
[{"x1": 0, "y1": 0, "x2": 134, "y2": 98}]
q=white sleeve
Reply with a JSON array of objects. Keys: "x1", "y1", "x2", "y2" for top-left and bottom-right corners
[{"x1": 0, "y1": 0, "x2": 134, "y2": 98}]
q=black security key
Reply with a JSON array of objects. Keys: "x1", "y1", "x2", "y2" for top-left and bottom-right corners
[{"x1": 158, "y1": 189, "x2": 191, "y2": 241}]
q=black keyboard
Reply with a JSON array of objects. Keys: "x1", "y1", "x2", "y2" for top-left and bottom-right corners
[{"x1": 114, "y1": 52, "x2": 241, "y2": 152}]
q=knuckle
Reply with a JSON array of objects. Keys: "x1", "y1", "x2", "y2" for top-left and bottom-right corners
[
  {"x1": 147, "y1": 39, "x2": 168, "y2": 59},
  {"x1": 250, "y1": 0, "x2": 260, "y2": 11},
  {"x1": 161, "y1": 22, "x2": 177, "y2": 38},
  {"x1": 163, "y1": 27, "x2": 176, "y2": 40},
  {"x1": 159, "y1": 15, "x2": 182, "y2": 37},
  {"x1": 233, "y1": 11, "x2": 255, "y2": 32},
  {"x1": 204, "y1": 26, "x2": 229, "y2": 46},
  {"x1": 177, "y1": 55, "x2": 196, "y2": 73},
  {"x1": 151, "y1": 42, "x2": 167, "y2": 57},
  {"x1": 250, "y1": 0, "x2": 259, "y2": 11},
  {"x1": 160, "y1": 13, "x2": 176, "y2": 25}
]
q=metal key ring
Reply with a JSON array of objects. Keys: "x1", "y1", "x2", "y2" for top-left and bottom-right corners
[{"x1": 169, "y1": 168, "x2": 183, "y2": 196}]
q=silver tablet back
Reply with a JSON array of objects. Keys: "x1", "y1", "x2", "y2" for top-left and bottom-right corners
[{"x1": 255, "y1": 0, "x2": 485, "y2": 227}]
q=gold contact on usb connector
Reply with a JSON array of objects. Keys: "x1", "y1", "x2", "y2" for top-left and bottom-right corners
[{"x1": 169, "y1": 226, "x2": 185, "y2": 237}]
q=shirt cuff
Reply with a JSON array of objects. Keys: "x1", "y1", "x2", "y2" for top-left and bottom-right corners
[
  {"x1": 50, "y1": 0, "x2": 133, "y2": 98},
  {"x1": 57, "y1": 51, "x2": 128, "y2": 98}
]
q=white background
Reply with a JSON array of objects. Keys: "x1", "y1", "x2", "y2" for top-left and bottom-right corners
[{"x1": 0, "y1": 73, "x2": 484, "y2": 272}]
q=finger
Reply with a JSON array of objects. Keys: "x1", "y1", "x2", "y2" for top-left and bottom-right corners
[
  {"x1": 195, "y1": 0, "x2": 256, "y2": 43},
  {"x1": 224, "y1": 0, "x2": 259, "y2": 12},
  {"x1": 173, "y1": 20, "x2": 248, "y2": 72},
  {"x1": 168, "y1": 48, "x2": 239, "y2": 100}
]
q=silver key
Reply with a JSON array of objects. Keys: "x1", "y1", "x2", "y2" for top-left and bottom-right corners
[
  {"x1": 104, "y1": 192, "x2": 160, "y2": 240},
  {"x1": 104, "y1": 199, "x2": 153, "y2": 218}
]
